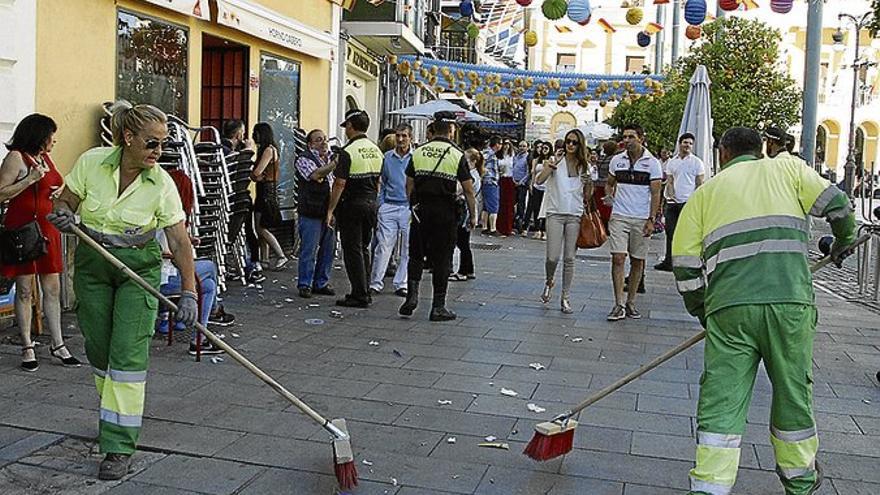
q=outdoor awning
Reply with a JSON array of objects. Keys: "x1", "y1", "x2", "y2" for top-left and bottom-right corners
[
  {"x1": 141, "y1": 0, "x2": 210, "y2": 20},
  {"x1": 216, "y1": 0, "x2": 336, "y2": 60}
]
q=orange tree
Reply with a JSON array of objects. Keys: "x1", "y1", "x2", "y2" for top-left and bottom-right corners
[{"x1": 608, "y1": 16, "x2": 801, "y2": 152}]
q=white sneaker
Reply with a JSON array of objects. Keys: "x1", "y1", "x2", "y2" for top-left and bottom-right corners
[{"x1": 274, "y1": 257, "x2": 289, "y2": 270}]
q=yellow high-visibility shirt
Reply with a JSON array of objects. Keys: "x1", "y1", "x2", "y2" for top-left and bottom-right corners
[{"x1": 65, "y1": 146, "x2": 185, "y2": 237}]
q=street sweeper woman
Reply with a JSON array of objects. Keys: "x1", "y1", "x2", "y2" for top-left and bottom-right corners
[{"x1": 48, "y1": 101, "x2": 196, "y2": 481}]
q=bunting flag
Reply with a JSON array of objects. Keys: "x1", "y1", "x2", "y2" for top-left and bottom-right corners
[
  {"x1": 367, "y1": 0, "x2": 386, "y2": 5},
  {"x1": 597, "y1": 18, "x2": 616, "y2": 33},
  {"x1": 645, "y1": 22, "x2": 664, "y2": 34},
  {"x1": 338, "y1": 0, "x2": 357, "y2": 9},
  {"x1": 654, "y1": 0, "x2": 670, "y2": 3},
  {"x1": 555, "y1": 25, "x2": 573, "y2": 33},
  {"x1": 740, "y1": 0, "x2": 759, "y2": 10}
]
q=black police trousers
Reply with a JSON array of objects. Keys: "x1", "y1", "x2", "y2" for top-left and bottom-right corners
[
  {"x1": 408, "y1": 202, "x2": 457, "y2": 298},
  {"x1": 337, "y1": 201, "x2": 377, "y2": 302}
]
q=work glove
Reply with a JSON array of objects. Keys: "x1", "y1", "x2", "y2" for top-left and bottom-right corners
[
  {"x1": 830, "y1": 240, "x2": 855, "y2": 268},
  {"x1": 175, "y1": 292, "x2": 199, "y2": 328},
  {"x1": 46, "y1": 209, "x2": 77, "y2": 233}
]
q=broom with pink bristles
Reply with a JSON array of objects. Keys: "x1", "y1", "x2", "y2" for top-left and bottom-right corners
[
  {"x1": 70, "y1": 226, "x2": 358, "y2": 489},
  {"x1": 525, "y1": 236, "x2": 864, "y2": 462}
]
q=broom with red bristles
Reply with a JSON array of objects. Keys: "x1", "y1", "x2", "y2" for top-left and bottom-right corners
[
  {"x1": 70, "y1": 225, "x2": 359, "y2": 489},
  {"x1": 525, "y1": 235, "x2": 865, "y2": 462}
]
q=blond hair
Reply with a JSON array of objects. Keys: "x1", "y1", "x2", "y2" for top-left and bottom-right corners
[{"x1": 110, "y1": 100, "x2": 167, "y2": 146}]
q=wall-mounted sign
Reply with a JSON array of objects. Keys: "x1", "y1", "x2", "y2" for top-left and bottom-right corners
[
  {"x1": 142, "y1": 0, "x2": 211, "y2": 20},
  {"x1": 346, "y1": 44, "x2": 379, "y2": 79},
  {"x1": 216, "y1": 0, "x2": 336, "y2": 60}
]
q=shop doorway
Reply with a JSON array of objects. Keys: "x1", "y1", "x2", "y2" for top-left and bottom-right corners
[{"x1": 201, "y1": 34, "x2": 248, "y2": 135}]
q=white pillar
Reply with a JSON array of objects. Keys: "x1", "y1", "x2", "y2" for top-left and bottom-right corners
[
  {"x1": 0, "y1": 0, "x2": 36, "y2": 144},
  {"x1": 329, "y1": 4, "x2": 345, "y2": 138}
]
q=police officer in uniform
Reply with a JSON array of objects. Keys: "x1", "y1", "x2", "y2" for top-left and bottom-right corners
[
  {"x1": 327, "y1": 109, "x2": 383, "y2": 307},
  {"x1": 399, "y1": 111, "x2": 477, "y2": 321}
]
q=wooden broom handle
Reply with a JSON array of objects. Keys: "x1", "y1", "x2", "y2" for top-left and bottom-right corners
[
  {"x1": 70, "y1": 225, "x2": 341, "y2": 436},
  {"x1": 565, "y1": 232, "x2": 870, "y2": 417}
]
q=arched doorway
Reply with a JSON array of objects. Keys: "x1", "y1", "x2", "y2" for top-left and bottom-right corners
[
  {"x1": 859, "y1": 121, "x2": 879, "y2": 173},
  {"x1": 815, "y1": 126, "x2": 827, "y2": 166},
  {"x1": 550, "y1": 111, "x2": 577, "y2": 139},
  {"x1": 820, "y1": 119, "x2": 841, "y2": 171},
  {"x1": 345, "y1": 95, "x2": 360, "y2": 113}
]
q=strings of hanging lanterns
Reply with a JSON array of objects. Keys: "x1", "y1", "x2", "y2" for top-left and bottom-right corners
[{"x1": 387, "y1": 55, "x2": 666, "y2": 109}]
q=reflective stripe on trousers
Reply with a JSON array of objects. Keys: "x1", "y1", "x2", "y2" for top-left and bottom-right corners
[{"x1": 689, "y1": 431, "x2": 741, "y2": 495}]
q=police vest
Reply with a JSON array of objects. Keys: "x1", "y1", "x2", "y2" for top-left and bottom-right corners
[
  {"x1": 412, "y1": 140, "x2": 463, "y2": 181},
  {"x1": 345, "y1": 137, "x2": 383, "y2": 178}
]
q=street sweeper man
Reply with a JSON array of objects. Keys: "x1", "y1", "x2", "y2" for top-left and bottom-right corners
[{"x1": 671, "y1": 127, "x2": 856, "y2": 495}]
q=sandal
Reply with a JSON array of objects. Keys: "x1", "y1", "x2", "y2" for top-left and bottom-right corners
[
  {"x1": 21, "y1": 345, "x2": 39, "y2": 372},
  {"x1": 50, "y1": 344, "x2": 82, "y2": 368},
  {"x1": 540, "y1": 280, "x2": 555, "y2": 304},
  {"x1": 448, "y1": 273, "x2": 468, "y2": 282}
]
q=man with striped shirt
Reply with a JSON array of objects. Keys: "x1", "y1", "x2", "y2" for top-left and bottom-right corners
[{"x1": 672, "y1": 127, "x2": 856, "y2": 495}]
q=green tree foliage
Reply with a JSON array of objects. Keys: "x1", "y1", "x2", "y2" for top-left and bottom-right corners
[
  {"x1": 608, "y1": 17, "x2": 802, "y2": 151},
  {"x1": 871, "y1": 0, "x2": 880, "y2": 36}
]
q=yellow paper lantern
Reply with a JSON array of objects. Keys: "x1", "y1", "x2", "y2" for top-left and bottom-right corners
[
  {"x1": 577, "y1": 98, "x2": 588, "y2": 108},
  {"x1": 626, "y1": 7, "x2": 643, "y2": 25},
  {"x1": 397, "y1": 61, "x2": 410, "y2": 76},
  {"x1": 524, "y1": 30, "x2": 539, "y2": 47},
  {"x1": 430, "y1": 66, "x2": 439, "y2": 75},
  {"x1": 576, "y1": 80, "x2": 588, "y2": 92},
  {"x1": 524, "y1": 77, "x2": 534, "y2": 88}
]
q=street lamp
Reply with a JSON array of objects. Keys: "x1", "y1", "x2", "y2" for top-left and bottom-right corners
[{"x1": 834, "y1": 12, "x2": 874, "y2": 197}]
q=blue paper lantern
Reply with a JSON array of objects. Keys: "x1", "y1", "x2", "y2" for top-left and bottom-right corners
[
  {"x1": 637, "y1": 31, "x2": 651, "y2": 47},
  {"x1": 684, "y1": 0, "x2": 707, "y2": 26},
  {"x1": 567, "y1": 0, "x2": 592, "y2": 24},
  {"x1": 460, "y1": 0, "x2": 474, "y2": 18}
]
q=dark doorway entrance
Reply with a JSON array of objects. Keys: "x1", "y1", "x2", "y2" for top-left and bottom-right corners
[{"x1": 201, "y1": 34, "x2": 248, "y2": 134}]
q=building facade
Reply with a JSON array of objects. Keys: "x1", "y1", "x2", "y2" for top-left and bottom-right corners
[
  {"x1": 523, "y1": 0, "x2": 880, "y2": 171},
  {"x1": 32, "y1": 0, "x2": 337, "y2": 174},
  {"x1": 0, "y1": 0, "x2": 37, "y2": 145}
]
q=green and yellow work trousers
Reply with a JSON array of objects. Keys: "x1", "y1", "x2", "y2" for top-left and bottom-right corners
[
  {"x1": 74, "y1": 240, "x2": 161, "y2": 455},
  {"x1": 689, "y1": 303, "x2": 820, "y2": 495}
]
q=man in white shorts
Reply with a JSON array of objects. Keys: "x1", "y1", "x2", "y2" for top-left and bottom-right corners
[{"x1": 606, "y1": 124, "x2": 663, "y2": 321}]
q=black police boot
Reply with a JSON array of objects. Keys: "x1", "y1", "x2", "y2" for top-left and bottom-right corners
[
  {"x1": 429, "y1": 293, "x2": 457, "y2": 322},
  {"x1": 399, "y1": 280, "x2": 420, "y2": 316}
]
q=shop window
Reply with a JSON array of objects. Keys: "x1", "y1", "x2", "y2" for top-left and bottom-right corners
[
  {"x1": 556, "y1": 53, "x2": 576, "y2": 72},
  {"x1": 259, "y1": 53, "x2": 301, "y2": 216},
  {"x1": 116, "y1": 10, "x2": 188, "y2": 119}
]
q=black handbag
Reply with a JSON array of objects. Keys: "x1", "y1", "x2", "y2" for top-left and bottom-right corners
[{"x1": 0, "y1": 181, "x2": 48, "y2": 265}]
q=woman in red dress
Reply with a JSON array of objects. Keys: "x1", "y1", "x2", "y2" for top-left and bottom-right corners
[
  {"x1": 0, "y1": 114, "x2": 81, "y2": 371},
  {"x1": 497, "y1": 141, "x2": 516, "y2": 236}
]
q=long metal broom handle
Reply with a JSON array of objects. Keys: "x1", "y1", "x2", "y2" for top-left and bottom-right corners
[
  {"x1": 70, "y1": 225, "x2": 345, "y2": 439},
  {"x1": 563, "y1": 233, "x2": 870, "y2": 418}
]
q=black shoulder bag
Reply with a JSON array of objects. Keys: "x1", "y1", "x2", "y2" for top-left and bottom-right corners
[{"x1": 0, "y1": 176, "x2": 48, "y2": 265}]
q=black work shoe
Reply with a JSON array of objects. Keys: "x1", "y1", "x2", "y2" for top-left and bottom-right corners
[
  {"x1": 394, "y1": 288, "x2": 408, "y2": 298},
  {"x1": 399, "y1": 281, "x2": 420, "y2": 316},
  {"x1": 312, "y1": 285, "x2": 336, "y2": 296},
  {"x1": 429, "y1": 307, "x2": 457, "y2": 321},
  {"x1": 98, "y1": 453, "x2": 132, "y2": 480},
  {"x1": 298, "y1": 287, "x2": 313, "y2": 298},
  {"x1": 336, "y1": 297, "x2": 369, "y2": 308},
  {"x1": 653, "y1": 261, "x2": 673, "y2": 272},
  {"x1": 808, "y1": 460, "x2": 824, "y2": 495},
  {"x1": 188, "y1": 341, "x2": 225, "y2": 355}
]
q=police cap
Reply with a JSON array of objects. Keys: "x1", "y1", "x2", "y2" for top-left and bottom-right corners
[
  {"x1": 340, "y1": 109, "x2": 368, "y2": 128},
  {"x1": 764, "y1": 126, "x2": 787, "y2": 143}
]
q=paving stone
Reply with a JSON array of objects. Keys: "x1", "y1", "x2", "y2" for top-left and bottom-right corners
[
  {"x1": 132, "y1": 454, "x2": 264, "y2": 494},
  {"x1": 428, "y1": 433, "x2": 561, "y2": 474},
  {"x1": 237, "y1": 467, "x2": 399, "y2": 494},
  {"x1": 138, "y1": 419, "x2": 245, "y2": 457},
  {"x1": 467, "y1": 394, "x2": 575, "y2": 421},
  {"x1": 0, "y1": 432, "x2": 63, "y2": 461},
  {"x1": 364, "y1": 383, "x2": 475, "y2": 411},
  {"x1": 18, "y1": 437, "x2": 165, "y2": 480},
  {"x1": 622, "y1": 483, "x2": 681, "y2": 495},
  {"x1": 201, "y1": 404, "x2": 323, "y2": 440},
  {"x1": 433, "y1": 335, "x2": 519, "y2": 352},
  {"x1": 402, "y1": 356, "x2": 501, "y2": 378},
  {"x1": 635, "y1": 394, "x2": 697, "y2": 417},
  {"x1": 143, "y1": 392, "x2": 231, "y2": 425},
  {"x1": 278, "y1": 372, "x2": 381, "y2": 399},
  {"x1": 531, "y1": 383, "x2": 637, "y2": 411},
  {"x1": 493, "y1": 365, "x2": 592, "y2": 389},
  {"x1": 0, "y1": 401, "x2": 96, "y2": 439},
  {"x1": 352, "y1": 447, "x2": 487, "y2": 494},
  {"x1": 831, "y1": 479, "x2": 880, "y2": 494},
  {"x1": 576, "y1": 406, "x2": 693, "y2": 436},
  {"x1": 105, "y1": 481, "x2": 205, "y2": 494},
  {"x1": 432, "y1": 374, "x2": 539, "y2": 398},
  {"x1": 319, "y1": 347, "x2": 412, "y2": 368},
  {"x1": 320, "y1": 420, "x2": 444, "y2": 458},
  {"x1": 214, "y1": 433, "x2": 337, "y2": 473},
  {"x1": 296, "y1": 394, "x2": 407, "y2": 424},
  {"x1": 338, "y1": 364, "x2": 443, "y2": 388},
  {"x1": 0, "y1": 462, "x2": 112, "y2": 495},
  {"x1": 0, "y1": 426, "x2": 33, "y2": 450},
  {"x1": 473, "y1": 465, "x2": 623, "y2": 495},
  {"x1": 393, "y1": 406, "x2": 517, "y2": 438},
  {"x1": 852, "y1": 415, "x2": 880, "y2": 435},
  {"x1": 560, "y1": 449, "x2": 693, "y2": 490}
]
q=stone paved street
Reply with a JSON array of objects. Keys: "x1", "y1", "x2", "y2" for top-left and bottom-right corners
[{"x1": 0, "y1": 234, "x2": 879, "y2": 494}]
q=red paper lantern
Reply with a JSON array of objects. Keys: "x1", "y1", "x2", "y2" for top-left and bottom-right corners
[
  {"x1": 516, "y1": 0, "x2": 533, "y2": 6},
  {"x1": 719, "y1": 0, "x2": 738, "y2": 11}
]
